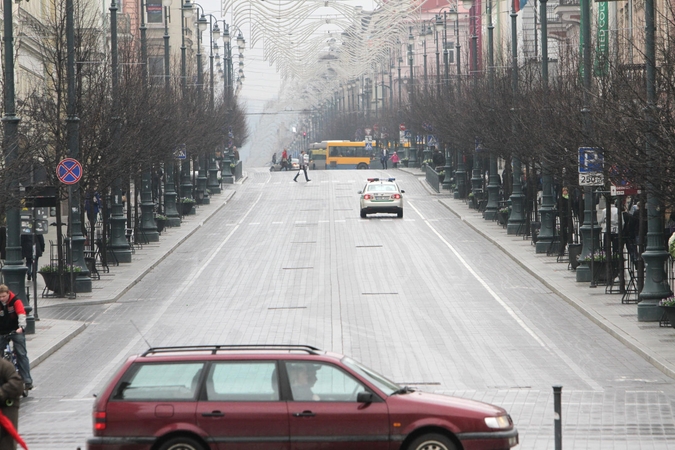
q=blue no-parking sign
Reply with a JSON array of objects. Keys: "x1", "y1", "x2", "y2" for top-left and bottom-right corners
[{"x1": 56, "y1": 158, "x2": 82, "y2": 185}]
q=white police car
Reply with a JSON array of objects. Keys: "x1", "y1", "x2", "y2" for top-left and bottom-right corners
[{"x1": 358, "y1": 178, "x2": 404, "y2": 218}]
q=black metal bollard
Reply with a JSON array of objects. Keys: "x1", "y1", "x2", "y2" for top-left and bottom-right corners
[{"x1": 553, "y1": 385, "x2": 562, "y2": 450}]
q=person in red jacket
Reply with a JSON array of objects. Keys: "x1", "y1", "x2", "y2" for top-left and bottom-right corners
[{"x1": 0, "y1": 285, "x2": 32, "y2": 390}]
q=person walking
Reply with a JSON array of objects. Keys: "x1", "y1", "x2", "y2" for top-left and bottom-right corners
[
  {"x1": 390, "y1": 151, "x2": 400, "y2": 168},
  {"x1": 0, "y1": 285, "x2": 32, "y2": 391},
  {"x1": 294, "y1": 151, "x2": 311, "y2": 182},
  {"x1": 281, "y1": 149, "x2": 289, "y2": 171},
  {"x1": 20, "y1": 235, "x2": 44, "y2": 282},
  {"x1": 272, "y1": 152, "x2": 277, "y2": 165},
  {"x1": 380, "y1": 148, "x2": 388, "y2": 169},
  {"x1": 0, "y1": 356, "x2": 24, "y2": 450}
]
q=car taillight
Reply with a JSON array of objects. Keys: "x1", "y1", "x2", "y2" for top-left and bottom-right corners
[
  {"x1": 364, "y1": 194, "x2": 373, "y2": 200},
  {"x1": 94, "y1": 411, "x2": 106, "y2": 431},
  {"x1": 392, "y1": 194, "x2": 401, "y2": 199}
]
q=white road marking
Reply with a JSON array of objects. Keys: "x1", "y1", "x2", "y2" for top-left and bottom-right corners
[{"x1": 77, "y1": 189, "x2": 267, "y2": 399}]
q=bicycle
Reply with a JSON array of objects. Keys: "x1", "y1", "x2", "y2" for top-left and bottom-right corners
[{"x1": 2, "y1": 333, "x2": 28, "y2": 397}]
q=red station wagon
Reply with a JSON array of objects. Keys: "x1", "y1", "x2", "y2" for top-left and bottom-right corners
[{"x1": 87, "y1": 345, "x2": 518, "y2": 450}]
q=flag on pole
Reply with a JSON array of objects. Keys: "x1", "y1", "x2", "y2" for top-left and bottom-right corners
[{"x1": 513, "y1": 0, "x2": 528, "y2": 12}]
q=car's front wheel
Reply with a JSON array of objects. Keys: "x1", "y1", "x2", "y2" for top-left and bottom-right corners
[
  {"x1": 158, "y1": 436, "x2": 205, "y2": 450},
  {"x1": 357, "y1": 163, "x2": 369, "y2": 169},
  {"x1": 406, "y1": 433, "x2": 457, "y2": 450}
]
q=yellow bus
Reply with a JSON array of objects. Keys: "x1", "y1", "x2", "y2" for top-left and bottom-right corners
[{"x1": 325, "y1": 141, "x2": 376, "y2": 170}]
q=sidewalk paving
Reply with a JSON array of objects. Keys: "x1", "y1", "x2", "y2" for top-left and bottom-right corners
[{"x1": 25, "y1": 187, "x2": 237, "y2": 371}]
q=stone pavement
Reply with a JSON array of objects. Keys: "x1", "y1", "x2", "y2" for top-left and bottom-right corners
[
  {"x1": 25, "y1": 187, "x2": 238, "y2": 371},
  {"x1": 403, "y1": 167, "x2": 675, "y2": 380},
  {"x1": 25, "y1": 167, "x2": 675, "y2": 387}
]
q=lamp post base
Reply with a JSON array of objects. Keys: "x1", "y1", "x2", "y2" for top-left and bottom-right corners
[
  {"x1": 108, "y1": 247, "x2": 132, "y2": 264},
  {"x1": 75, "y1": 276, "x2": 92, "y2": 293},
  {"x1": 637, "y1": 300, "x2": 664, "y2": 322},
  {"x1": 536, "y1": 239, "x2": 557, "y2": 254},
  {"x1": 576, "y1": 264, "x2": 591, "y2": 282}
]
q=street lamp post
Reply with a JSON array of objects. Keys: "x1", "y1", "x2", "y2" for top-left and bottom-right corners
[
  {"x1": 139, "y1": 0, "x2": 160, "y2": 242},
  {"x1": 65, "y1": 0, "x2": 93, "y2": 294},
  {"x1": 536, "y1": 0, "x2": 556, "y2": 252},
  {"x1": 207, "y1": 20, "x2": 222, "y2": 195},
  {"x1": 435, "y1": 15, "x2": 442, "y2": 98},
  {"x1": 637, "y1": 0, "x2": 673, "y2": 320},
  {"x1": 469, "y1": 2, "x2": 482, "y2": 204},
  {"x1": 193, "y1": 8, "x2": 209, "y2": 206},
  {"x1": 3, "y1": 0, "x2": 32, "y2": 326},
  {"x1": 506, "y1": 2, "x2": 526, "y2": 235},
  {"x1": 449, "y1": 8, "x2": 465, "y2": 199},
  {"x1": 108, "y1": 0, "x2": 133, "y2": 263},
  {"x1": 575, "y1": 0, "x2": 600, "y2": 280},
  {"x1": 421, "y1": 24, "x2": 428, "y2": 91},
  {"x1": 179, "y1": 0, "x2": 195, "y2": 210},
  {"x1": 162, "y1": 0, "x2": 181, "y2": 227},
  {"x1": 484, "y1": 0, "x2": 500, "y2": 220},
  {"x1": 407, "y1": 28, "x2": 419, "y2": 168}
]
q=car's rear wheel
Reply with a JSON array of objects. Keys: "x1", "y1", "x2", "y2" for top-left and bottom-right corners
[
  {"x1": 406, "y1": 433, "x2": 457, "y2": 450},
  {"x1": 360, "y1": 210, "x2": 367, "y2": 218},
  {"x1": 357, "y1": 163, "x2": 368, "y2": 170},
  {"x1": 397, "y1": 210, "x2": 403, "y2": 218},
  {"x1": 158, "y1": 436, "x2": 205, "y2": 450}
]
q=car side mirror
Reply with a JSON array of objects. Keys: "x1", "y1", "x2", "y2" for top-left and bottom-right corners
[
  {"x1": 400, "y1": 190, "x2": 405, "y2": 193},
  {"x1": 357, "y1": 391, "x2": 375, "y2": 403}
]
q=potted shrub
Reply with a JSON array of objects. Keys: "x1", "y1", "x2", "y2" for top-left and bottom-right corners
[
  {"x1": 401, "y1": 158, "x2": 409, "y2": 168},
  {"x1": 155, "y1": 214, "x2": 168, "y2": 233},
  {"x1": 659, "y1": 296, "x2": 675, "y2": 327},
  {"x1": 179, "y1": 198, "x2": 196, "y2": 215},
  {"x1": 579, "y1": 250, "x2": 620, "y2": 283},
  {"x1": 498, "y1": 207, "x2": 510, "y2": 226},
  {"x1": 39, "y1": 264, "x2": 82, "y2": 296}
]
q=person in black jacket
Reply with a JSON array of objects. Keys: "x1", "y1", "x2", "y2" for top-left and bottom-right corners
[{"x1": 20, "y1": 235, "x2": 44, "y2": 281}]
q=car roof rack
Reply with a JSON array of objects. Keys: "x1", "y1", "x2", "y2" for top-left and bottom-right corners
[{"x1": 141, "y1": 344, "x2": 324, "y2": 357}]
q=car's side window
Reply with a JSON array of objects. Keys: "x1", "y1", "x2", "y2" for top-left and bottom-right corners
[
  {"x1": 286, "y1": 362, "x2": 366, "y2": 402},
  {"x1": 113, "y1": 363, "x2": 204, "y2": 401},
  {"x1": 205, "y1": 361, "x2": 279, "y2": 402}
]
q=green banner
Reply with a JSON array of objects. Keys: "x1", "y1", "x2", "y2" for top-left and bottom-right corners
[{"x1": 594, "y1": 2, "x2": 609, "y2": 77}]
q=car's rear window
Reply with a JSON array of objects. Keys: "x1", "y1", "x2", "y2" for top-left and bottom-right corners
[
  {"x1": 113, "y1": 362, "x2": 204, "y2": 401},
  {"x1": 367, "y1": 184, "x2": 397, "y2": 192}
]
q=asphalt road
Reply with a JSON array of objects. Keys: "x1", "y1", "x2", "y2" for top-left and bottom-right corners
[{"x1": 20, "y1": 167, "x2": 675, "y2": 449}]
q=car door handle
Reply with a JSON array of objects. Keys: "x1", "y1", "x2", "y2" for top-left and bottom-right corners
[
  {"x1": 293, "y1": 410, "x2": 316, "y2": 417},
  {"x1": 201, "y1": 411, "x2": 225, "y2": 417}
]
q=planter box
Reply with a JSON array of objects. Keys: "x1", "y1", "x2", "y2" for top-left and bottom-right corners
[
  {"x1": 180, "y1": 202, "x2": 195, "y2": 215},
  {"x1": 39, "y1": 271, "x2": 74, "y2": 296},
  {"x1": 590, "y1": 260, "x2": 620, "y2": 284},
  {"x1": 156, "y1": 219, "x2": 166, "y2": 233},
  {"x1": 661, "y1": 306, "x2": 675, "y2": 327}
]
